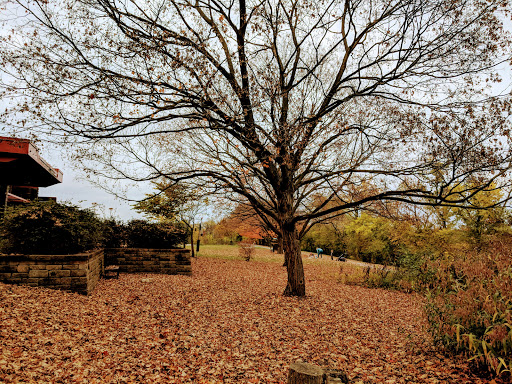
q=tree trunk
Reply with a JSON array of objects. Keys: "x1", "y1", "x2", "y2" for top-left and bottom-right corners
[
  {"x1": 282, "y1": 223, "x2": 306, "y2": 297},
  {"x1": 277, "y1": 235, "x2": 284, "y2": 254},
  {"x1": 287, "y1": 361, "x2": 324, "y2": 384},
  {"x1": 281, "y1": 235, "x2": 287, "y2": 267}
]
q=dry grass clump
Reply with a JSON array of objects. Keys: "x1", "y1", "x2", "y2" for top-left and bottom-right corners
[{"x1": 238, "y1": 242, "x2": 256, "y2": 261}]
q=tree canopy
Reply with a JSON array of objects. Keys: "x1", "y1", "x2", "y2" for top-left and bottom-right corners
[
  {"x1": 133, "y1": 181, "x2": 208, "y2": 256},
  {"x1": 1, "y1": 0, "x2": 512, "y2": 296}
]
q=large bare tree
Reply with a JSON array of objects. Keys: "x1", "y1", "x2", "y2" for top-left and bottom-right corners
[{"x1": 1, "y1": 0, "x2": 511, "y2": 296}]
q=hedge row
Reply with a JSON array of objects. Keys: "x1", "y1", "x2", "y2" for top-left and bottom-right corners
[{"x1": 0, "y1": 201, "x2": 188, "y2": 255}]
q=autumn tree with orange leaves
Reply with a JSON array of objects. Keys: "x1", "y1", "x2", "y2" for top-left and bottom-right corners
[
  {"x1": 214, "y1": 203, "x2": 276, "y2": 244},
  {"x1": 1, "y1": 0, "x2": 512, "y2": 296}
]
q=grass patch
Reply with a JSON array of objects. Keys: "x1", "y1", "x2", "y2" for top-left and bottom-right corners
[
  {"x1": 195, "y1": 244, "x2": 285, "y2": 263},
  {"x1": 195, "y1": 245, "x2": 390, "y2": 285}
]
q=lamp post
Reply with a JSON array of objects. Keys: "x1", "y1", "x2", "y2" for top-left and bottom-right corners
[{"x1": 196, "y1": 218, "x2": 202, "y2": 252}]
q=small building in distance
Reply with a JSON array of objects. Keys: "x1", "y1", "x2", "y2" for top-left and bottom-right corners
[{"x1": 0, "y1": 136, "x2": 63, "y2": 213}]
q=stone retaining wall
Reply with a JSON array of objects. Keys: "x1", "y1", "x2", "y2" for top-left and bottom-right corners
[
  {"x1": 0, "y1": 248, "x2": 191, "y2": 295},
  {"x1": 104, "y1": 248, "x2": 191, "y2": 275},
  {"x1": 0, "y1": 250, "x2": 104, "y2": 295}
]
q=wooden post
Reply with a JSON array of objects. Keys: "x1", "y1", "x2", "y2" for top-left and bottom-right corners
[{"x1": 287, "y1": 361, "x2": 324, "y2": 384}]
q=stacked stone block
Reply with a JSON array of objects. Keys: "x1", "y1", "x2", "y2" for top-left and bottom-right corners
[
  {"x1": 0, "y1": 250, "x2": 103, "y2": 295},
  {"x1": 87, "y1": 250, "x2": 104, "y2": 293},
  {"x1": 104, "y1": 248, "x2": 191, "y2": 275},
  {"x1": 0, "y1": 248, "x2": 191, "y2": 295}
]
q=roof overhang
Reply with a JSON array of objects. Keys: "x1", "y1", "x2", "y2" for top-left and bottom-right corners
[{"x1": 0, "y1": 136, "x2": 63, "y2": 187}]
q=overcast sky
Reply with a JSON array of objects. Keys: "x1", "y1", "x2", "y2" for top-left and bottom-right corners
[
  {"x1": 2, "y1": 13, "x2": 511, "y2": 223},
  {"x1": 36, "y1": 146, "x2": 145, "y2": 222}
]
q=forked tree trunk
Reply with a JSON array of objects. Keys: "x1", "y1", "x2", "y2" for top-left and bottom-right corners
[{"x1": 282, "y1": 223, "x2": 305, "y2": 297}]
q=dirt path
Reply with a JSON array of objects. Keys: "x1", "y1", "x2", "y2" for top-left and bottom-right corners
[{"x1": 0, "y1": 257, "x2": 493, "y2": 383}]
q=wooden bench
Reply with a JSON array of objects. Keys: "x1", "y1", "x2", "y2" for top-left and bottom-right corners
[{"x1": 103, "y1": 265, "x2": 120, "y2": 279}]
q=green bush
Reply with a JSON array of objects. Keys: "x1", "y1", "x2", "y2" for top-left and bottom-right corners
[
  {"x1": 0, "y1": 201, "x2": 103, "y2": 254},
  {"x1": 392, "y1": 250, "x2": 438, "y2": 292},
  {"x1": 102, "y1": 219, "x2": 127, "y2": 248},
  {"x1": 125, "y1": 219, "x2": 187, "y2": 248},
  {"x1": 425, "y1": 241, "x2": 512, "y2": 377}
]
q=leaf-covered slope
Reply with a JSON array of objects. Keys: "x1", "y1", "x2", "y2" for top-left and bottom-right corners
[{"x1": 0, "y1": 258, "x2": 496, "y2": 383}]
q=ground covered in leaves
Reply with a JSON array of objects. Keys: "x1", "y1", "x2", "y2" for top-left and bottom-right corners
[{"x1": 0, "y1": 250, "x2": 500, "y2": 383}]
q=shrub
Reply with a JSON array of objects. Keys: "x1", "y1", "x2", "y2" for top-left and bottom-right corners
[
  {"x1": 0, "y1": 201, "x2": 102, "y2": 254},
  {"x1": 238, "y1": 242, "x2": 255, "y2": 261},
  {"x1": 125, "y1": 220, "x2": 187, "y2": 248},
  {"x1": 425, "y1": 241, "x2": 512, "y2": 377},
  {"x1": 0, "y1": 232, "x2": 7, "y2": 253},
  {"x1": 393, "y1": 250, "x2": 438, "y2": 292},
  {"x1": 335, "y1": 263, "x2": 407, "y2": 291},
  {"x1": 102, "y1": 219, "x2": 127, "y2": 248}
]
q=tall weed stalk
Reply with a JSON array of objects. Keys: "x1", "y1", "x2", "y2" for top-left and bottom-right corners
[{"x1": 425, "y1": 241, "x2": 512, "y2": 377}]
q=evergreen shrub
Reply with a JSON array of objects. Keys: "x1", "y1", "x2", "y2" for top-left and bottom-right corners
[
  {"x1": 124, "y1": 219, "x2": 187, "y2": 248},
  {"x1": 0, "y1": 201, "x2": 102, "y2": 254},
  {"x1": 102, "y1": 218, "x2": 127, "y2": 248}
]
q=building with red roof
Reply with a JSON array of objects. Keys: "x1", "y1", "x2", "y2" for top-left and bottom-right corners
[{"x1": 0, "y1": 136, "x2": 63, "y2": 214}]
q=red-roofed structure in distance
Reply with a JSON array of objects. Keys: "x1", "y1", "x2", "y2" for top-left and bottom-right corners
[{"x1": 0, "y1": 136, "x2": 63, "y2": 214}]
